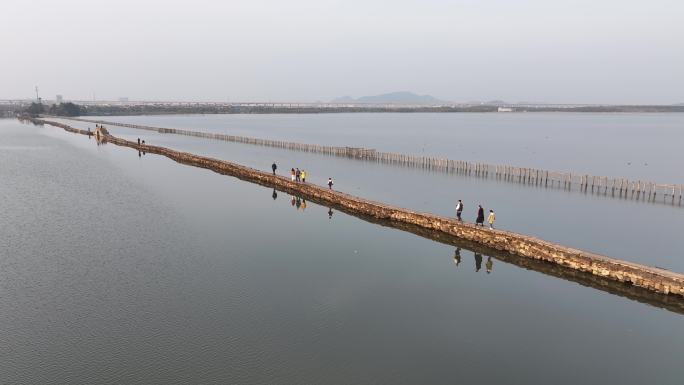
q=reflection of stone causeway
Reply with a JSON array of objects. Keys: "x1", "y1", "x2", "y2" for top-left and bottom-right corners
[
  {"x1": 358, "y1": 216, "x2": 684, "y2": 315},
  {"x1": 26, "y1": 117, "x2": 684, "y2": 305},
  {"x1": 60, "y1": 116, "x2": 683, "y2": 207}
]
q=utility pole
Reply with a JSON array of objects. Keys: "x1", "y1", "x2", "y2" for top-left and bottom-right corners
[{"x1": 35, "y1": 85, "x2": 40, "y2": 103}]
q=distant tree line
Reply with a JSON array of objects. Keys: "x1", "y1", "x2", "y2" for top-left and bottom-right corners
[
  {"x1": 25, "y1": 102, "x2": 45, "y2": 116},
  {"x1": 74, "y1": 104, "x2": 684, "y2": 116},
  {"x1": 48, "y1": 102, "x2": 83, "y2": 116},
  {"x1": 17, "y1": 102, "x2": 684, "y2": 117},
  {"x1": 24, "y1": 102, "x2": 83, "y2": 117},
  {"x1": 63, "y1": 104, "x2": 504, "y2": 116}
]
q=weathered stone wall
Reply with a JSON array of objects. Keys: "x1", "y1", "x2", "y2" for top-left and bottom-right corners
[{"x1": 29, "y1": 117, "x2": 684, "y2": 300}]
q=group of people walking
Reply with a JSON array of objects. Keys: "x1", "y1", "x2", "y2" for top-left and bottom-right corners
[
  {"x1": 455, "y1": 199, "x2": 496, "y2": 229},
  {"x1": 271, "y1": 162, "x2": 334, "y2": 190},
  {"x1": 272, "y1": 162, "x2": 497, "y2": 229},
  {"x1": 290, "y1": 167, "x2": 307, "y2": 183}
]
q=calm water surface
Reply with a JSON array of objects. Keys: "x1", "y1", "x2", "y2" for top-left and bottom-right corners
[
  {"x1": 95, "y1": 112, "x2": 684, "y2": 182},
  {"x1": 1, "y1": 119, "x2": 683, "y2": 384},
  {"x1": 58, "y1": 116, "x2": 684, "y2": 272}
]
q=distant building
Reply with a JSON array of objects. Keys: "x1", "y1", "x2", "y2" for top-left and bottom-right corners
[
  {"x1": 118, "y1": 97, "x2": 129, "y2": 102},
  {"x1": 56, "y1": 95, "x2": 63, "y2": 104},
  {"x1": 497, "y1": 107, "x2": 513, "y2": 112}
]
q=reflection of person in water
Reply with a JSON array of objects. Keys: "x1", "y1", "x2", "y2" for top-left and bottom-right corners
[
  {"x1": 272, "y1": 189, "x2": 278, "y2": 200},
  {"x1": 474, "y1": 252, "x2": 483, "y2": 272},
  {"x1": 328, "y1": 208, "x2": 333, "y2": 219},
  {"x1": 486, "y1": 256, "x2": 493, "y2": 274},
  {"x1": 291, "y1": 196, "x2": 296, "y2": 206},
  {"x1": 296, "y1": 196, "x2": 301, "y2": 209},
  {"x1": 301, "y1": 199, "x2": 307, "y2": 210},
  {"x1": 453, "y1": 247, "x2": 461, "y2": 267}
]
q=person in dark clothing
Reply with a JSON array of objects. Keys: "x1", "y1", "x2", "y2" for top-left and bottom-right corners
[
  {"x1": 271, "y1": 162, "x2": 277, "y2": 175},
  {"x1": 138, "y1": 138, "x2": 141, "y2": 145},
  {"x1": 456, "y1": 199, "x2": 463, "y2": 221},
  {"x1": 476, "y1": 205, "x2": 485, "y2": 226},
  {"x1": 296, "y1": 168, "x2": 301, "y2": 182},
  {"x1": 474, "y1": 253, "x2": 483, "y2": 272},
  {"x1": 328, "y1": 178, "x2": 334, "y2": 189}
]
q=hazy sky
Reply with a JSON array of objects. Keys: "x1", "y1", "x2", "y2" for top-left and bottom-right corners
[{"x1": 2, "y1": 0, "x2": 682, "y2": 103}]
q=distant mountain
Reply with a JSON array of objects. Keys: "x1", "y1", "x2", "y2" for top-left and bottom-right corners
[{"x1": 332, "y1": 91, "x2": 444, "y2": 105}]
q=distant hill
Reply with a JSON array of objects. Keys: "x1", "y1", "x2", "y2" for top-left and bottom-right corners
[{"x1": 332, "y1": 91, "x2": 444, "y2": 105}]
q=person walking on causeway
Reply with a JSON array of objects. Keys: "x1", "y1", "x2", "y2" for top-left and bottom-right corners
[
  {"x1": 476, "y1": 205, "x2": 485, "y2": 226},
  {"x1": 456, "y1": 199, "x2": 463, "y2": 221},
  {"x1": 488, "y1": 209, "x2": 496, "y2": 229},
  {"x1": 301, "y1": 170, "x2": 306, "y2": 183},
  {"x1": 296, "y1": 168, "x2": 301, "y2": 182},
  {"x1": 291, "y1": 168, "x2": 296, "y2": 182},
  {"x1": 328, "y1": 178, "x2": 334, "y2": 189},
  {"x1": 272, "y1": 162, "x2": 277, "y2": 175}
]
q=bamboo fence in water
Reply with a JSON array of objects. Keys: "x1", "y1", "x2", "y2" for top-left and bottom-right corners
[{"x1": 65, "y1": 117, "x2": 683, "y2": 205}]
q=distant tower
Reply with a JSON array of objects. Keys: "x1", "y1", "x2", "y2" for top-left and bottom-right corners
[
  {"x1": 35, "y1": 86, "x2": 41, "y2": 103},
  {"x1": 56, "y1": 95, "x2": 63, "y2": 104}
]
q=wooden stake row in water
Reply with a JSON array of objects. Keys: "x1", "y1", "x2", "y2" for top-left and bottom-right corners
[{"x1": 64, "y1": 117, "x2": 683, "y2": 205}]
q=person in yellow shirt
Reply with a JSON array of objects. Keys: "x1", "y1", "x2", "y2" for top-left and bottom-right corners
[
  {"x1": 487, "y1": 209, "x2": 496, "y2": 229},
  {"x1": 301, "y1": 170, "x2": 307, "y2": 183}
]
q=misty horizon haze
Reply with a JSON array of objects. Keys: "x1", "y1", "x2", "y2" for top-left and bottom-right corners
[{"x1": 1, "y1": 0, "x2": 682, "y2": 104}]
